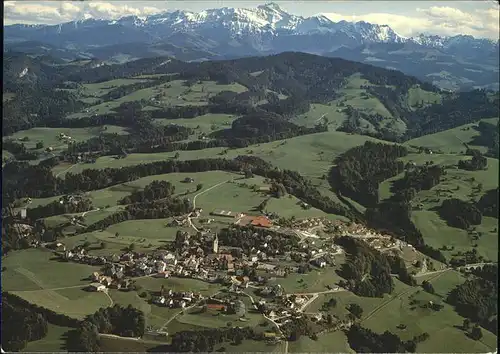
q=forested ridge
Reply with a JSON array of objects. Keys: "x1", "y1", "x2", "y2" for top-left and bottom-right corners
[
  {"x1": 3, "y1": 51, "x2": 498, "y2": 143},
  {"x1": 329, "y1": 142, "x2": 408, "y2": 207},
  {"x1": 2, "y1": 155, "x2": 355, "y2": 252}
]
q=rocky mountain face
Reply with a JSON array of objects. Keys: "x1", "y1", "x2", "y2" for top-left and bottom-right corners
[{"x1": 4, "y1": 2, "x2": 499, "y2": 90}]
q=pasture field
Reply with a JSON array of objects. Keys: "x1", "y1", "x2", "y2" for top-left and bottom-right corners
[
  {"x1": 108, "y1": 289, "x2": 152, "y2": 316},
  {"x1": 53, "y1": 131, "x2": 383, "y2": 182},
  {"x1": 11, "y1": 287, "x2": 110, "y2": 320},
  {"x1": 146, "y1": 305, "x2": 181, "y2": 329},
  {"x1": 293, "y1": 73, "x2": 407, "y2": 132},
  {"x1": 134, "y1": 276, "x2": 222, "y2": 297},
  {"x1": 336, "y1": 73, "x2": 394, "y2": 118},
  {"x1": 43, "y1": 208, "x2": 120, "y2": 229},
  {"x1": 362, "y1": 283, "x2": 498, "y2": 353},
  {"x1": 379, "y1": 153, "x2": 498, "y2": 204},
  {"x1": 81, "y1": 78, "x2": 153, "y2": 97},
  {"x1": 412, "y1": 212, "x2": 498, "y2": 262},
  {"x1": 288, "y1": 330, "x2": 353, "y2": 353},
  {"x1": 418, "y1": 270, "x2": 467, "y2": 298},
  {"x1": 3, "y1": 126, "x2": 128, "y2": 154},
  {"x1": 213, "y1": 339, "x2": 281, "y2": 353},
  {"x1": 22, "y1": 324, "x2": 71, "y2": 352},
  {"x1": 67, "y1": 80, "x2": 247, "y2": 118},
  {"x1": 29, "y1": 171, "x2": 238, "y2": 209},
  {"x1": 3, "y1": 92, "x2": 16, "y2": 102},
  {"x1": 407, "y1": 86, "x2": 443, "y2": 108},
  {"x1": 271, "y1": 267, "x2": 345, "y2": 294},
  {"x1": 98, "y1": 336, "x2": 164, "y2": 352},
  {"x1": 2, "y1": 248, "x2": 101, "y2": 292},
  {"x1": 378, "y1": 152, "x2": 498, "y2": 262},
  {"x1": 290, "y1": 103, "x2": 347, "y2": 129},
  {"x1": 154, "y1": 113, "x2": 237, "y2": 136},
  {"x1": 177, "y1": 308, "x2": 263, "y2": 329},
  {"x1": 57, "y1": 223, "x2": 190, "y2": 255},
  {"x1": 163, "y1": 318, "x2": 205, "y2": 335},
  {"x1": 405, "y1": 117, "x2": 499, "y2": 154}
]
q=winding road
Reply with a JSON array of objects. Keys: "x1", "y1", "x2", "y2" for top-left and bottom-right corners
[{"x1": 187, "y1": 179, "x2": 231, "y2": 232}]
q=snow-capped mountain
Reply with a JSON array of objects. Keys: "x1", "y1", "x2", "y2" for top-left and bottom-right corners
[
  {"x1": 5, "y1": 2, "x2": 496, "y2": 49},
  {"x1": 4, "y1": 2, "x2": 498, "y2": 90}
]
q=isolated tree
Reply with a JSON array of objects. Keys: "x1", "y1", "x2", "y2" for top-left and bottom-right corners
[
  {"x1": 347, "y1": 303, "x2": 363, "y2": 319},
  {"x1": 196, "y1": 183, "x2": 203, "y2": 191},
  {"x1": 470, "y1": 326, "x2": 482, "y2": 340},
  {"x1": 244, "y1": 169, "x2": 254, "y2": 178},
  {"x1": 36, "y1": 141, "x2": 44, "y2": 149},
  {"x1": 100, "y1": 242, "x2": 106, "y2": 249},
  {"x1": 257, "y1": 199, "x2": 268, "y2": 212},
  {"x1": 422, "y1": 281, "x2": 435, "y2": 294}
]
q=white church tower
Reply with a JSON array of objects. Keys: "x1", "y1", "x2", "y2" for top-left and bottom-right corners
[{"x1": 213, "y1": 233, "x2": 219, "y2": 254}]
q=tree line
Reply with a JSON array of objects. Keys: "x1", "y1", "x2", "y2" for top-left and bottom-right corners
[
  {"x1": 2, "y1": 292, "x2": 81, "y2": 351},
  {"x1": 66, "y1": 304, "x2": 146, "y2": 352},
  {"x1": 170, "y1": 326, "x2": 256, "y2": 352},
  {"x1": 118, "y1": 180, "x2": 175, "y2": 205},
  {"x1": 346, "y1": 324, "x2": 430, "y2": 353},
  {"x1": 469, "y1": 120, "x2": 499, "y2": 158},
  {"x1": 87, "y1": 198, "x2": 192, "y2": 232},
  {"x1": 477, "y1": 188, "x2": 498, "y2": 218},
  {"x1": 329, "y1": 142, "x2": 408, "y2": 207},
  {"x1": 335, "y1": 236, "x2": 395, "y2": 297},
  {"x1": 437, "y1": 199, "x2": 482, "y2": 230},
  {"x1": 27, "y1": 198, "x2": 93, "y2": 222},
  {"x1": 447, "y1": 277, "x2": 497, "y2": 334},
  {"x1": 458, "y1": 149, "x2": 488, "y2": 171},
  {"x1": 218, "y1": 225, "x2": 301, "y2": 255}
]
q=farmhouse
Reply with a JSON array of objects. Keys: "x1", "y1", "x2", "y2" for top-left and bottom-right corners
[
  {"x1": 207, "y1": 303, "x2": 226, "y2": 311},
  {"x1": 89, "y1": 283, "x2": 106, "y2": 292},
  {"x1": 237, "y1": 215, "x2": 272, "y2": 228},
  {"x1": 211, "y1": 209, "x2": 240, "y2": 218}
]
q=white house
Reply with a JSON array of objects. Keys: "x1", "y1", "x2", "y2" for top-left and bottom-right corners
[{"x1": 89, "y1": 283, "x2": 106, "y2": 292}]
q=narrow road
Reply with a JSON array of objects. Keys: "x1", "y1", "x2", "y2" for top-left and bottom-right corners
[
  {"x1": 159, "y1": 290, "x2": 222, "y2": 332},
  {"x1": 104, "y1": 289, "x2": 114, "y2": 306},
  {"x1": 293, "y1": 288, "x2": 346, "y2": 297},
  {"x1": 82, "y1": 208, "x2": 101, "y2": 217},
  {"x1": 98, "y1": 333, "x2": 167, "y2": 345},
  {"x1": 187, "y1": 179, "x2": 231, "y2": 232},
  {"x1": 55, "y1": 163, "x2": 77, "y2": 178},
  {"x1": 362, "y1": 269, "x2": 450, "y2": 323},
  {"x1": 192, "y1": 179, "x2": 231, "y2": 209},
  {"x1": 299, "y1": 294, "x2": 319, "y2": 312}
]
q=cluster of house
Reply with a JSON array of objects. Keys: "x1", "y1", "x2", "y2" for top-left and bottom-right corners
[
  {"x1": 59, "y1": 194, "x2": 86, "y2": 206},
  {"x1": 288, "y1": 217, "x2": 329, "y2": 230},
  {"x1": 58, "y1": 245, "x2": 107, "y2": 265},
  {"x1": 210, "y1": 209, "x2": 273, "y2": 229},
  {"x1": 256, "y1": 292, "x2": 312, "y2": 319},
  {"x1": 152, "y1": 288, "x2": 203, "y2": 309},
  {"x1": 205, "y1": 297, "x2": 246, "y2": 317},
  {"x1": 58, "y1": 132, "x2": 74, "y2": 144}
]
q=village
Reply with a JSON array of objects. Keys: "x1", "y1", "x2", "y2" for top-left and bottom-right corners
[{"x1": 42, "y1": 207, "x2": 429, "y2": 320}]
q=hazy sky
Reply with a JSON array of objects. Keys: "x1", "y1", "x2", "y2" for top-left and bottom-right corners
[{"x1": 4, "y1": 1, "x2": 499, "y2": 39}]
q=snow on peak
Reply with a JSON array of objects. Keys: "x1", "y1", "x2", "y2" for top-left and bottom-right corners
[{"x1": 19, "y1": 67, "x2": 28, "y2": 78}]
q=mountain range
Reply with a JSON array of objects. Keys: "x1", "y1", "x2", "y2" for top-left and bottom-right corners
[{"x1": 4, "y1": 2, "x2": 499, "y2": 91}]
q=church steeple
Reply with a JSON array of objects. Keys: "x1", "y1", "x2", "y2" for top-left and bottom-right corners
[{"x1": 213, "y1": 232, "x2": 219, "y2": 254}]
